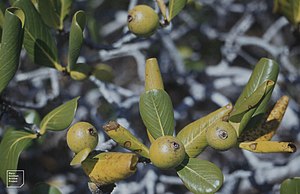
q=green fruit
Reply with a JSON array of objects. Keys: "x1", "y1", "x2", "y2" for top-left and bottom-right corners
[
  {"x1": 67, "y1": 122, "x2": 98, "y2": 153},
  {"x1": 206, "y1": 121, "x2": 237, "y2": 151},
  {"x1": 127, "y1": 5, "x2": 159, "y2": 37},
  {"x1": 70, "y1": 63, "x2": 92, "y2": 81},
  {"x1": 149, "y1": 136, "x2": 186, "y2": 169}
]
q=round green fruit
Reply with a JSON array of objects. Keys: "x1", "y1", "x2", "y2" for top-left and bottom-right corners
[
  {"x1": 149, "y1": 136, "x2": 186, "y2": 169},
  {"x1": 127, "y1": 5, "x2": 159, "y2": 37},
  {"x1": 67, "y1": 122, "x2": 98, "y2": 153},
  {"x1": 206, "y1": 121, "x2": 237, "y2": 151}
]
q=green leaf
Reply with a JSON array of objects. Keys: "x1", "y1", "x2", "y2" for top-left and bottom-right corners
[
  {"x1": 229, "y1": 58, "x2": 279, "y2": 135},
  {"x1": 32, "y1": 183, "x2": 62, "y2": 194},
  {"x1": 36, "y1": 0, "x2": 60, "y2": 29},
  {"x1": 176, "y1": 158, "x2": 223, "y2": 194},
  {"x1": 230, "y1": 80, "x2": 275, "y2": 121},
  {"x1": 177, "y1": 104, "x2": 233, "y2": 158},
  {"x1": 14, "y1": 0, "x2": 62, "y2": 70},
  {"x1": 139, "y1": 89, "x2": 174, "y2": 139},
  {"x1": 168, "y1": 0, "x2": 187, "y2": 21},
  {"x1": 59, "y1": 0, "x2": 72, "y2": 28},
  {"x1": 273, "y1": 0, "x2": 300, "y2": 26},
  {"x1": 70, "y1": 147, "x2": 91, "y2": 166},
  {"x1": 280, "y1": 177, "x2": 300, "y2": 194},
  {"x1": 0, "y1": 129, "x2": 37, "y2": 183},
  {"x1": 0, "y1": 7, "x2": 25, "y2": 94},
  {"x1": 39, "y1": 97, "x2": 79, "y2": 134},
  {"x1": 67, "y1": 10, "x2": 86, "y2": 72},
  {"x1": 36, "y1": 0, "x2": 72, "y2": 30}
]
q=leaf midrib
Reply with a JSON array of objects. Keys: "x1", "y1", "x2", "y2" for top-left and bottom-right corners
[
  {"x1": 180, "y1": 163, "x2": 216, "y2": 189},
  {"x1": 24, "y1": 27, "x2": 57, "y2": 67},
  {"x1": 150, "y1": 92, "x2": 165, "y2": 136}
]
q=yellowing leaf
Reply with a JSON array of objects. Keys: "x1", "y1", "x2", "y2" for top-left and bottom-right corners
[
  {"x1": 239, "y1": 96, "x2": 289, "y2": 142},
  {"x1": 82, "y1": 152, "x2": 138, "y2": 185},
  {"x1": 103, "y1": 121, "x2": 150, "y2": 158},
  {"x1": 239, "y1": 141, "x2": 296, "y2": 153},
  {"x1": 145, "y1": 58, "x2": 164, "y2": 91}
]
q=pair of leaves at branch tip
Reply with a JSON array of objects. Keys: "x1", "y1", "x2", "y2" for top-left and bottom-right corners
[
  {"x1": 0, "y1": 7, "x2": 24, "y2": 94},
  {"x1": 0, "y1": 129, "x2": 37, "y2": 183},
  {"x1": 103, "y1": 121, "x2": 150, "y2": 158},
  {"x1": 32, "y1": 183, "x2": 62, "y2": 194},
  {"x1": 280, "y1": 177, "x2": 300, "y2": 194},
  {"x1": 139, "y1": 89, "x2": 174, "y2": 140},
  {"x1": 14, "y1": 0, "x2": 62, "y2": 70},
  {"x1": 177, "y1": 104, "x2": 233, "y2": 158},
  {"x1": 273, "y1": 0, "x2": 300, "y2": 26},
  {"x1": 67, "y1": 10, "x2": 86, "y2": 73},
  {"x1": 229, "y1": 58, "x2": 279, "y2": 135},
  {"x1": 176, "y1": 158, "x2": 223, "y2": 194},
  {"x1": 36, "y1": 0, "x2": 72, "y2": 30},
  {"x1": 39, "y1": 97, "x2": 79, "y2": 135},
  {"x1": 0, "y1": 97, "x2": 79, "y2": 181}
]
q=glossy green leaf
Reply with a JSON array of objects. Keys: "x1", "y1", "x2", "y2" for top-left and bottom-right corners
[
  {"x1": 273, "y1": 0, "x2": 300, "y2": 26},
  {"x1": 59, "y1": 0, "x2": 72, "y2": 25},
  {"x1": 168, "y1": 0, "x2": 187, "y2": 21},
  {"x1": 32, "y1": 183, "x2": 62, "y2": 194},
  {"x1": 14, "y1": 0, "x2": 62, "y2": 70},
  {"x1": 229, "y1": 58, "x2": 279, "y2": 135},
  {"x1": 39, "y1": 97, "x2": 79, "y2": 134},
  {"x1": 230, "y1": 80, "x2": 274, "y2": 121},
  {"x1": 176, "y1": 158, "x2": 223, "y2": 194},
  {"x1": 70, "y1": 147, "x2": 91, "y2": 166},
  {"x1": 0, "y1": 129, "x2": 37, "y2": 183},
  {"x1": 67, "y1": 10, "x2": 86, "y2": 72},
  {"x1": 36, "y1": 0, "x2": 72, "y2": 30},
  {"x1": 280, "y1": 177, "x2": 300, "y2": 194},
  {"x1": 0, "y1": 7, "x2": 24, "y2": 94},
  {"x1": 177, "y1": 104, "x2": 233, "y2": 158},
  {"x1": 139, "y1": 89, "x2": 174, "y2": 139},
  {"x1": 36, "y1": 0, "x2": 60, "y2": 29}
]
